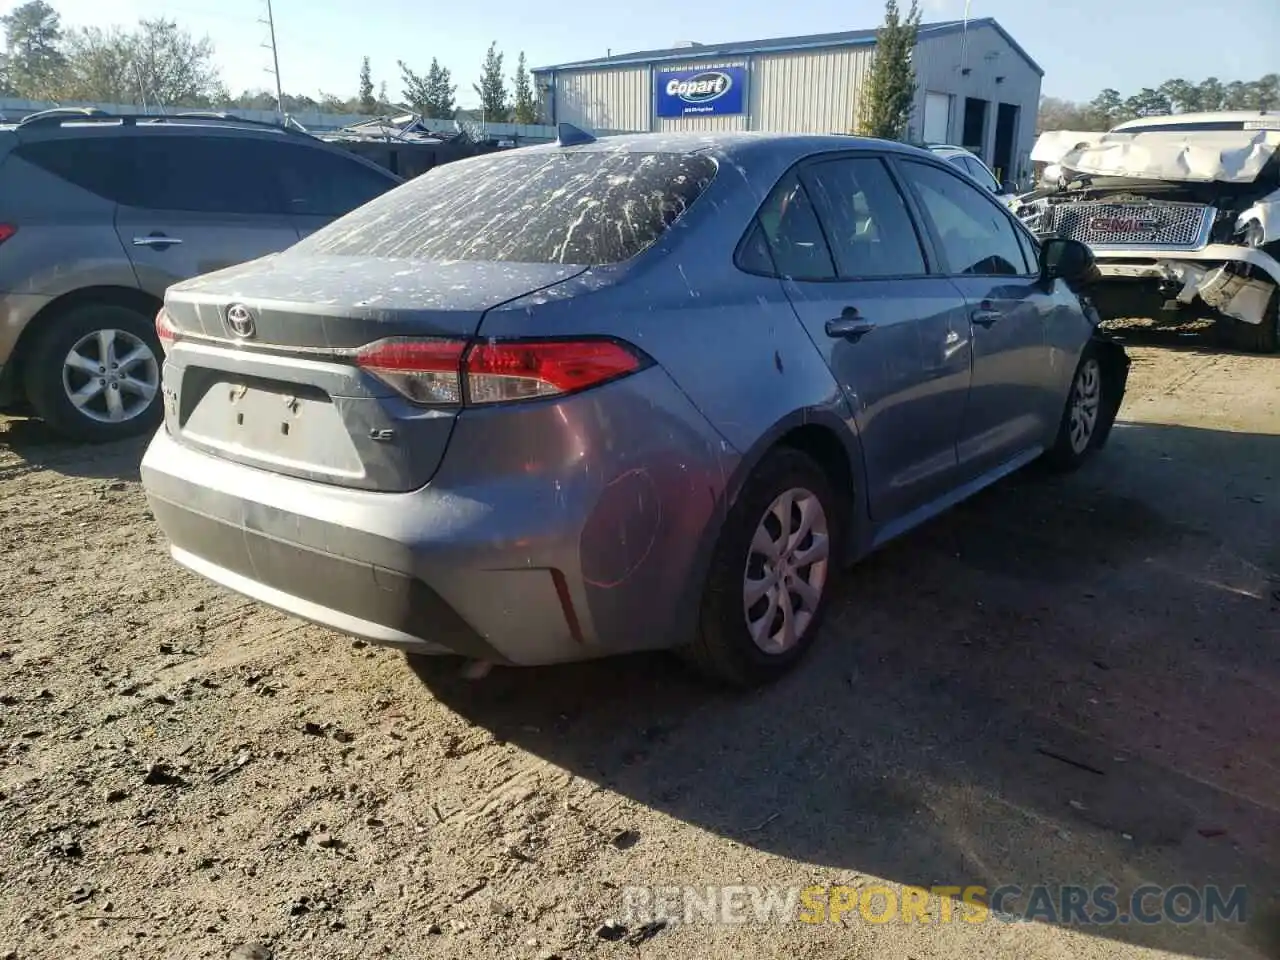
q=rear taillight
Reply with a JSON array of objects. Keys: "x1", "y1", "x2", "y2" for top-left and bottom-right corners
[
  {"x1": 355, "y1": 337, "x2": 646, "y2": 406},
  {"x1": 0, "y1": 223, "x2": 17, "y2": 245},
  {"x1": 155, "y1": 308, "x2": 180, "y2": 351}
]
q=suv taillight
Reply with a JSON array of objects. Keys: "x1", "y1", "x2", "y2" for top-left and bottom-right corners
[
  {"x1": 355, "y1": 337, "x2": 647, "y2": 406},
  {"x1": 0, "y1": 224, "x2": 17, "y2": 245},
  {"x1": 155, "y1": 308, "x2": 180, "y2": 351}
]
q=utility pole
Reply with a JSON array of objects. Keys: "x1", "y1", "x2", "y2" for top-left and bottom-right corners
[{"x1": 261, "y1": 0, "x2": 285, "y2": 118}]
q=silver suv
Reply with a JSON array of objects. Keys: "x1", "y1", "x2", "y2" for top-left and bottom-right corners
[{"x1": 0, "y1": 110, "x2": 401, "y2": 441}]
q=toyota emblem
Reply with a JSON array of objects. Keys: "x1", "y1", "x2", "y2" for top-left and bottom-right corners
[{"x1": 225, "y1": 304, "x2": 256, "y2": 339}]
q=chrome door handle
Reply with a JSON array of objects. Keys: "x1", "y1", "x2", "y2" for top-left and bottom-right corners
[
  {"x1": 132, "y1": 235, "x2": 183, "y2": 247},
  {"x1": 825, "y1": 308, "x2": 876, "y2": 340},
  {"x1": 970, "y1": 308, "x2": 1002, "y2": 327}
]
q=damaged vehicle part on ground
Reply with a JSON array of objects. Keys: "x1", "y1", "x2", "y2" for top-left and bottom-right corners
[
  {"x1": 1014, "y1": 126, "x2": 1280, "y2": 352},
  {"x1": 140, "y1": 130, "x2": 1129, "y2": 688}
]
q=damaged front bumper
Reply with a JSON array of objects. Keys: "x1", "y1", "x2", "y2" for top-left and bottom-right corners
[{"x1": 1092, "y1": 243, "x2": 1280, "y2": 327}]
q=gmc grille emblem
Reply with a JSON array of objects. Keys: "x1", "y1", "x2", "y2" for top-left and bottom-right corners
[{"x1": 1089, "y1": 216, "x2": 1161, "y2": 233}]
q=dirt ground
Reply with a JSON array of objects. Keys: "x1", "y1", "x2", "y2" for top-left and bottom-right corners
[{"x1": 1, "y1": 324, "x2": 1278, "y2": 960}]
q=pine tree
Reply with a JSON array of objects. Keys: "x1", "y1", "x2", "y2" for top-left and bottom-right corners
[
  {"x1": 511, "y1": 51, "x2": 538, "y2": 124},
  {"x1": 1, "y1": 0, "x2": 66, "y2": 99},
  {"x1": 473, "y1": 42, "x2": 509, "y2": 122},
  {"x1": 358, "y1": 56, "x2": 375, "y2": 113},
  {"x1": 855, "y1": 0, "x2": 921, "y2": 140},
  {"x1": 399, "y1": 60, "x2": 431, "y2": 115},
  {"x1": 425, "y1": 58, "x2": 457, "y2": 119}
]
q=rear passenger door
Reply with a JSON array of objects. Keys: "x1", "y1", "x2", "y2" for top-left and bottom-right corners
[
  {"x1": 114, "y1": 134, "x2": 300, "y2": 296},
  {"x1": 895, "y1": 158, "x2": 1057, "y2": 479},
  {"x1": 272, "y1": 143, "x2": 401, "y2": 238},
  {"x1": 758, "y1": 155, "x2": 972, "y2": 522}
]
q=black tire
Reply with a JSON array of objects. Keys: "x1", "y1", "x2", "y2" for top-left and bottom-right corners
[
  {"x1": 1222, "y1": 298, "x2": 1279, "y2": 354},
  {"x1": 21, "y1": 302, "x2": 163, "y2": 443},
  {"x1": 683, "y1": 448, "x2": 842, "y2": 688},
  {"x1": 1043, "y1": 344, "x2": 1107, "y2": 472}
]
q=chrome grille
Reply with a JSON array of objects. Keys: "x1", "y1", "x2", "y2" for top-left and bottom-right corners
[{"x1": 1045, "y1": 200, "x2": 1214, "y2": 249}]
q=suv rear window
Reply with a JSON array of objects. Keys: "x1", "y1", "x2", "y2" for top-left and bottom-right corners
[
  {"x1": 14, "y1": 137, "x2": 130, "y2": 201},
  {"x1": 289, "y1": 151, "x2": 718, "y2": 265}
]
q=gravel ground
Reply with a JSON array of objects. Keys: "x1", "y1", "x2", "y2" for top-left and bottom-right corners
[{"x1": 1, "y1": 327, "x2": 1278, "y2": 960}]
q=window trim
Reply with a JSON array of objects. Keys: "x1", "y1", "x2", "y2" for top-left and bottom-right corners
[
  {"x1": 733, "y1": 150, "x2": 944, "y2": 284},
  {"x1": 891, "y1": 156, "x2": 1040, "y2": 280}
]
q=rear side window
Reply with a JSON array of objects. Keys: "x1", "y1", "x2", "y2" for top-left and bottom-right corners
[
  {"x1": 290, "y1": 151, "x2": 717, "y2": 265},
  {"x1": 803, "y1": 157, "x2": 927, "y2": 279},
  {"x1": 123, "y1": 136, "x2": 285, "y2": 215},
  {"x1": 751, "y1": 172, "x2": 835, "y2": 281},
  {"x1": 13, "y1": 137, "x2": 132, "y2": 201},
  {"x1": 274, "y1": 143, "x2": 398, "y2": 217}
]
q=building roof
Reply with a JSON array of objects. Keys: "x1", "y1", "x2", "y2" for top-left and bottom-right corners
[{"x1": 532, "y1": 17, "x2": 1043, "y2": 78}]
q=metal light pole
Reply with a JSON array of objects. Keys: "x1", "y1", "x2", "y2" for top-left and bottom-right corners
[{"x1": 262, "y1": 0, "x2": 285, "y2": 118}]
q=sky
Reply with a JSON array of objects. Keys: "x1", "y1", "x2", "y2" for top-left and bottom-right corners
[{"x1": 35, "y1": 0, "x2": 1280, "y2": 109}]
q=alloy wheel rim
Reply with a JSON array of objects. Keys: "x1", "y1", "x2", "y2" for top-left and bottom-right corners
[
  {"x1": 743, "y1": 487, "x2": 830, "y2": 654},
  {"x1": 61, "y1": 328, "x2": 159, "y2": 424},
  {"x1": 1068, "y1": 358, "x2": 1102, "y2": 454}
]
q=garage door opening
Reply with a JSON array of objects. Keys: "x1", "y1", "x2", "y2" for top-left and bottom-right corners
[
  {"x1": 993, "y1": 102, "x2": 1019, "y2": 183},
  {"x1": 962, "y1": 97, "x2": 988, "y2": 158}
]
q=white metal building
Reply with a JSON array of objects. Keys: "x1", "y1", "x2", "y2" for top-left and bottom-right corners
[{"x1": 533, "y1": 17, "x2": 1043, "y2": 183}]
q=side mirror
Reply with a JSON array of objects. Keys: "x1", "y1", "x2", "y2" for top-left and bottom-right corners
[
  {"x1": 1000, "y1": 180, "x2": 1017, "y2": 195},
  {"x1": 1041, "y1": 237, "x2": 1100, "y2": 286}
]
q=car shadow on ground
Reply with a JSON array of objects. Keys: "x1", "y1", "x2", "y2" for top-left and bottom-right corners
[
  {"x1": 409, "y1": 421, "x2": 1280, "y2": 959},
  {"x1": 0, "y1": 416, "x2": 147, "y2": 481}
]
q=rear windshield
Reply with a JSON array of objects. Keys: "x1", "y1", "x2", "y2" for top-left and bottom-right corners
[{"x1": 288, "y1": 150, "x2": 718, "y2": 265}]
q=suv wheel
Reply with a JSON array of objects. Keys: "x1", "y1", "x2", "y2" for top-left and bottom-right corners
[
  {"x1": 23, "y1": 302, "x2": 163, "y2": 442},
  {"x1": 1224, "y1": 299, "x2": 1279, "y2": 354},
  {"x1": 683, "y1": 448, "x2": 841, "y2": 687}
]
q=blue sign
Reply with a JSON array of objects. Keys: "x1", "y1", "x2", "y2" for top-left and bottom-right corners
[{"x1": 655, "y1": 63, "x2": 747, "y2": 118}]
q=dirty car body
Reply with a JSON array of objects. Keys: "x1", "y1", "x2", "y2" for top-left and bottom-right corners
[
  {"x1": 1015, "y1": 125, "x2": 1280, "y2": 351},
  {"x1": 141, "y1": 131, "x2": 1128, "y2": 682}
]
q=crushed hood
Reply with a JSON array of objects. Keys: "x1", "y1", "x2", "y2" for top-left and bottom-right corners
[
  {"x1": 1056, "y1": 129, "x2": 1280, "y2": 184},
  {"x1": 1031, "y1": 130, "x2": 1107, "y2": 164}
]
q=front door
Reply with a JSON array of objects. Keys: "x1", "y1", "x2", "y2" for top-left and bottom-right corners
[
  {"x1": 114, "y1": 134, "x2": 300, "y2": 300},
  {"x1": 756, "y1": 157, "x2": 972, "y2": 521},
  {"x1": 895, "y1": 158, "x2": 1058, "y2": 478}
]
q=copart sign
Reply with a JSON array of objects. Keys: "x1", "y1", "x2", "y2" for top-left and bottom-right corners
[{"x1": 655, "y1": 63, "x2": 747, "y2": 118}]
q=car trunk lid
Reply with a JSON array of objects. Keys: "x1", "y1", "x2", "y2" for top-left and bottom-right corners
[{"x1": 161, "y1": 254, "x2": 586, "y2": 492}]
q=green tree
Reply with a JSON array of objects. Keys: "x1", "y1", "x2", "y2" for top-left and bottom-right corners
[
  {"x1": 855, "y1": 0, "x2": 921, "y2": 139},
  {"x1": 511, "y1": 51, "x2": 537, "y2": 124},
  {"x1": 473, "y1": 41, "x2": 509, "y2": 122},
  {"x1": 425, "y1": 58, "x2": 456, "y2": 119},
  {"x1": 1, "y1": 0, "x2": 66, "y2": 99},
  {"x1": 358, "y1": 56, "x2": 375, "y2": 113},
  {"x1": 58, "y1": 18, "x2": 224, "y2": 106},
  {"x1": 1123, "y1": 87, "x2": 1171, "y2": 118},
  {"x1": 1086, "y1": 88, "x2": 1126, "y2": 128},
  {"x1": 1223, "y1": 80, "x2": 1250, "y2": 110},
  {"x1": 1197, "y1": 77, "x2": 1225, "y2": 110},
  {"x1": 1157, "y1": 78, "x2": 1201, "y2": 114},
  {"x1": 1036, "y1": 95, "x2": 1093, "y2": 132},
  {"x1": 1253, "y1": 74, "x2": 1279, "y2": 110},
  {"x1": 399, "y1": 60, "x2": 431, "y2": 114}
]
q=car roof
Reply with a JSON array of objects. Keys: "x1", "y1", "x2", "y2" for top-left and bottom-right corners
[
  {"x1": 1110, "y1": 110, "x2": 1280, "y2": 131},
  {"x1": 508, "y1": 130, "x2": 936, "y2": 166}
]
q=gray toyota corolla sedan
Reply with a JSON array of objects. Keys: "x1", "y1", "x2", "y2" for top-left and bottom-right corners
[{"x1": 140, "y1": 127, "x2": 1129, "y2": 686}]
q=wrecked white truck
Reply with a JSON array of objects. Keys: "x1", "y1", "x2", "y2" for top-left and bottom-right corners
[{"x1": 1015, "y1": 124, "x2": 1280, "y2": 352}]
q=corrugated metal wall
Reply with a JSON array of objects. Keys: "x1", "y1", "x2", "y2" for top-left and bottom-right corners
[
  {"x1": 538, "y1": 22, "x2": 1042, "y2": 173},
  {"x1": 912, "y1": 23, "x2": 1042, "y2": 180},
  {"x1": 751, "y1": 47, "x2": 875, "y2": 133},
  {"x1": 548, "y1": 67, "x2": 651, "y2": 132}
]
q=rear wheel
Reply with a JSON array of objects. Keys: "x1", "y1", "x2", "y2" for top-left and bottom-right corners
[
  {"x1": 684, "y1": 448, "x2": 841, "y2": 687},
  {"x1": 22, "y1": 302, "x2": 163, "y2": 442}
]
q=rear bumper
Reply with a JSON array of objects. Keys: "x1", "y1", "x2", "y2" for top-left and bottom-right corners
[{"x1": 140, "y1": 368, "x2": 739, "y2": 665}]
